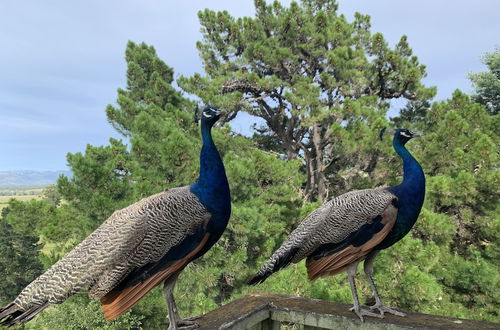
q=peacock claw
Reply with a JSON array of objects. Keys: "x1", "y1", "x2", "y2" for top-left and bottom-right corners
[
  {"x1": 369, "y1": 304, "x2": 406, "y2": 317},
  {"x1": 167, "y1": 319, "x2": 199, "y2": 330},
  {"x1": 349, "y1": 306, "x2": 383, "y2": 322},
  {"x1": 178, "y1": 319, "x2": 199, "y2": 329},
  {"x1": 184, "y1": 315, "x2": 202, "y2": 321}
]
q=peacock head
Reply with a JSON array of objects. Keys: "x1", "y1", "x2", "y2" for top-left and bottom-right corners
[
  {"x1": 379, "y1": 127, "x2": 420, "y2": 145},
  {"x1": 393, "y1": 129, "x2": 419, "y2": 145},
  {"x1": 194, "y1": 106, "x2": 227, "y2": 127}
]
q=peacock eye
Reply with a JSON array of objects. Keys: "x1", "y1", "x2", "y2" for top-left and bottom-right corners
[
  {"x1": 400, "y1": 131, "x2": 411, "y2": 138},
  {"x1": 203, "y1": 112, "x2": 212, "y2": 118}
]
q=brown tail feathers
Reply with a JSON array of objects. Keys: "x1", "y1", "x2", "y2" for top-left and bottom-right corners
[{"x1": 100, "y1": 233, "x2": 210, "y2": 320}]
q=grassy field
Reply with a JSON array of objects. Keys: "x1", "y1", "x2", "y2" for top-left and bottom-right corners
[{"x1": 0, "y1": 189, "x2": 43, "y2": 211}]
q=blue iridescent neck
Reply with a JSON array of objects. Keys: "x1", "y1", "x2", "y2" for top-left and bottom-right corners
[
  {"x1": 190, "y1": 121, "x2": 230, "y2": 218},
  {"x1": 378, "y1": 136, "x2": 425, "y2": 250},
  {"x1": 392, "y1": 138, "x2": 425, "y2": 192},
  {"x1": 387, "y1": 138, "x2": 425, "y2": 223}
]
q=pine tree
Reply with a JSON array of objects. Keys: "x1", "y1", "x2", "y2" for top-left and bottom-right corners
[
  {"x1": 468, "y1": 49, "x2": 500, "y2": 115},
  {"x1": 0, "y1": 219, "x2": 43, "y2": 304},
  {"x1": 179, "y1": 0, "x2": 435, "y2": 201}
]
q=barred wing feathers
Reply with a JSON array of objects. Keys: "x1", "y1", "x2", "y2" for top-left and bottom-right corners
[
  {"x1": 248, "y1": 189, "x2": 397, "y2": 285},
  {"x1": 3, "y1": 186, "x2": 210, "y2": 325}
]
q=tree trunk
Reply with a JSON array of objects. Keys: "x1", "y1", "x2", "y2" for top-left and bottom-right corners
[
  {"x1": 303, "y1": 150, "x2": 314, "y2": 202},
  {"x1": 285, "y1": 146, "x2": 298, "y2": 161},
  {"x1": 312, "y1": 123, "x2": 328, "y2": 202}
]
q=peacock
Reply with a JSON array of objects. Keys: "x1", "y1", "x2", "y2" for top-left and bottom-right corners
[
  {"x1": 248, "y1": 128, "x2": 425, "y2": 322},
  {"x1": 0, "y1": 106, "x2": 231, "y2": 329}
]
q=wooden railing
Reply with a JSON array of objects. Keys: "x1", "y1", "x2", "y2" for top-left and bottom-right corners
[{"x1": 195, "y1": 291, "x2": 498, "y2": 329}]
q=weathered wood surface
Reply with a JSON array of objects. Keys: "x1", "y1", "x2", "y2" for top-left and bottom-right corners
[{"x1": 196, "y1": 291, "x2": 499, "y2": 330}]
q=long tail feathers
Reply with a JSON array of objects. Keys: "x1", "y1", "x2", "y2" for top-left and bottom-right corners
[
  {"x1": 101, "y1": 233, "x2": 211, "y2": 320},
  {"x1": 247, "y1": 271, "x2": 268, "y2": 286},
  {"x1": 0, "y1": 302, "x2": 49, "y2": 327},
  {"x1": 247, "y1": 247, "x2": 299, "y2": 285},
  {"x1": 101, "y1": 265, "x2": 178, "y2": 320}
]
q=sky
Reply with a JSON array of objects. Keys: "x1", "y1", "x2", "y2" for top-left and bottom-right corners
[{"x1": 0, "y1": 0, "x2": 498, "y2": 171}]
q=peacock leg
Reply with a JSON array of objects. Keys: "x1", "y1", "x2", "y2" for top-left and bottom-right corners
[
  {"x1": 364, "y1": 251, "x2": 406, "y2": 317},
  {"x1": 164, "y1": 274, "x2": 198, "y2": 330},
  {"x1": 346, "y1": 262, "x2": 382, "y2": 322}
]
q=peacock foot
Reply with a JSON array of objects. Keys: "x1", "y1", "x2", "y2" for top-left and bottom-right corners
[
  {"x1": 167, "y1": 319, "x2": 199, "y2": 330},
  {"x1": 183, "y1": 314, "x2": 202, "y2": 322},
  {"x1": 369, "y1": 304, "x2": 406, "y2": 317},
  {"x1": 349, "y1": 306, "x2": 383, "y2": 322}
]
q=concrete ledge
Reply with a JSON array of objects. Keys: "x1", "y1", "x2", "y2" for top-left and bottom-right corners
[{"x1": 196, "y1": 291, "x2": 499, "y2": 330}]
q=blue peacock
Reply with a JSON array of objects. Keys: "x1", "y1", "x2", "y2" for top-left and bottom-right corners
[
  {"x1": 0, "y1": 106, "x2": 231, "y2": 329},
  {"x1": 248, "y1": 128, "x2": 425, "y2": 321}
]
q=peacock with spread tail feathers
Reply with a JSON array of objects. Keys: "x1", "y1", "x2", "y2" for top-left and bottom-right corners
[
  {"x1": 248, "y1": 128, "x2": 425, "y2": 322},
  {"x1": 0, "y1": 106, "x2": 231, "y2": 329}
]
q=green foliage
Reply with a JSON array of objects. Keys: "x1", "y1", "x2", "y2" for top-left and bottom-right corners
[
  {"x1": 2, "y1": 198, "x2": 53, "y2": 234},
  {"x1": 414, "y1": 209, "x2": 455, "y2": 245},
  {"x1": 29, "y1": 296, "x2": 143, "y2": 330},
  {"x1": 105, "y1": 42, "x2": 199, "y2": 196},
  {"x1": 106, "y1": 41, "x2": 185, "y2": 136},
  {"x1": 0, "y1": 218, "x2": 43, "y2": 303},
  {"x1": 468, "y1": 48, "x2": 500, "y2": 115},
  {"x1": 391, "y1": 99, "x2": 431, "y2": 127},
  {"x1": 58, "y1": 139, "x2": 135, "y2": 225},
  {"x1": 408, "y1": 91, "x2": 500, "y2": 321},
  {"x1": 41, "y1": 185, "x2": 61, "y2": 207}
]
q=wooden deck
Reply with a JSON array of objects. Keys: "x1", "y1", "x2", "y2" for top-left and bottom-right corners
[{"x1": 195, "y1": 291, "x2": 499, "y2": 330}]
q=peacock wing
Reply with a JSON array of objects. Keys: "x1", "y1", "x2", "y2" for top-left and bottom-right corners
[
  {"x1": 11, "y1": 186, "x2": 210, "y2": 315},
  {"x1": 93, "y1": 186, "x2": 212, "y2": 319},
  {"x1": 249, "y1": 188, "x2": 397, "y2": 284},
  {"x1": 305, "y1": 189, "x2": 398, "y2": 280}
]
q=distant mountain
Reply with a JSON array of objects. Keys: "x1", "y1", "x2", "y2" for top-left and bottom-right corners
[{"x1": 0, "y1": 170, "x2": 72, "y2": 188}]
